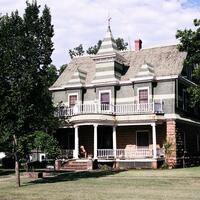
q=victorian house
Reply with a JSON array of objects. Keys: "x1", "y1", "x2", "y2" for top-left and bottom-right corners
[{"x1": 50, "y1": 24, "x2": 200, "y2": 170}]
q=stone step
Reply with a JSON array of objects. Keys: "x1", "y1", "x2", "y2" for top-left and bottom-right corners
[{"x1": 60, "y1": 160, "x2": 92, "y2": 171}]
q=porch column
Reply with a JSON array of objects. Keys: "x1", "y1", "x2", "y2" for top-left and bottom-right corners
[
  {"x1": 93, "y1": 124, "x2": 98, "y2": 159},
  {"x1": 151, "y1": 123, "x2": 157, "y2": 159},
  {"x1": 74, "y1": 125, "x2": 79, "y2": 159},
  {"x1": 113, "y1": 126, "x2": 117, "y2": 158}
]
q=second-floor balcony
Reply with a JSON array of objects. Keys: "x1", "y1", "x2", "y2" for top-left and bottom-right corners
[{"x1": 55, "y1": 100, "x2": 164, "y2": 118}]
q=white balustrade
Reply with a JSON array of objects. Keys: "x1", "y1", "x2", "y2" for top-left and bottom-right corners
[
  {"x1": 97, "y1": 148, "x2": 153, "y2": 159},
  {"x1": 55, "y1": 101, "x2": 163, "y2": 117},
  {"x1": 97, "y1": 149, "x2": 114, "y2": 158}
]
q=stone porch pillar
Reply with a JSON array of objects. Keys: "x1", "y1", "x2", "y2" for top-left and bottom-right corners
[
  {"x1": 113, "y1": 126, "x2": 117, "y2": 158},
  {"x1": 151, "y1": 123, "x2": 157, "y2": 159},
  {"x1": 74, "y1": 125, "x2": 79, "y2": 159},
  {"x1": 166, "y1": 119, "x2": 177, "y2": 168},
  {"x1": 93, "y1": 124, "x2": 98, "y2": 159}
]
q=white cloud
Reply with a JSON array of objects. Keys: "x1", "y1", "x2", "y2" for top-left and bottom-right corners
[{"x1": 0, "y1": 0, "x2": 199, "y2": 67}]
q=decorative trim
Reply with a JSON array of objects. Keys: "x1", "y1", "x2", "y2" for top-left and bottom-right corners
[
  {"x1": 164, "y1": 114, "x2": 200, "y2": 125},
  {"x1": 49, "y1": 75, "x2": 180, "y2": 91},
  {"x1": 179, "y1": 75, "x2": 196, "y2": 86},
  {"x1": 95, "y1": 71, "x2": 114, "y2": 76}
]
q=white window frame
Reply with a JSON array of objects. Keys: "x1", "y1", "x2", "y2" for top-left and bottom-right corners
[
  {"x1": 68, "y1": 92, "x2": 79, "y2": 107},
  {"x1": 137, "y1": 87, "x2": 149, "y2": 104},
  {"x1": 99, "y1": 90, "x2": 112, "y2": 111},
  {"x1": 136, "y1": 130, "x2": 150, "y2": 149}
]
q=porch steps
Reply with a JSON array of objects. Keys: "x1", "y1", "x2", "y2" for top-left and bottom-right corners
[{"x1": 60, "y1": 159, "x2": 93, "y2": 171}]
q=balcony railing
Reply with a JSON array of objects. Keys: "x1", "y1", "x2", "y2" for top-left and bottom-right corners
[{"x1": 55, "y1": 100, "x2": 163, "y2": 118}]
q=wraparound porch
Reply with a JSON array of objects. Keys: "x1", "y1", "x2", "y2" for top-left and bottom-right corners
[{"x1": 56, "y1": 122, "x2": 166, "y2": 164}]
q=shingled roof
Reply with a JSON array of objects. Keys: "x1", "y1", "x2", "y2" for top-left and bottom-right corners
[{"x1": 50, "y1": 44, "x2": 186, "y2": 89}]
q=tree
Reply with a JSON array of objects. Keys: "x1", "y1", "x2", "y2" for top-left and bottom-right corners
[
  {"x1": 33, "y1": 131, "x2": 60, "y2": 160},
  {"x1": 69, "y1": 37, "x2": 128, "y2": 59},
  {"x1": 46, "y1": 64, "x2": 58, "y2": 87},
  {"x1": 0, "y1": 1, "x2": 57, "y2": 187},
  {"x1": 86, "y1": 40, "x2": 102, "y2": 54},
  {"x1": 69, "y1": 44, "x2": 84, "y2": 59},
  {"x1": 58, "y1": 64, "x2": 68, "y2": 76},
  {"x1": 115, "y1": 37, "x2": 128, "y2": 51},
  {"x1": 176, "y1": 19, "x2": 200, "y2": 107}
]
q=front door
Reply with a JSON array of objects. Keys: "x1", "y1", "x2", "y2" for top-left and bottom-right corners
[
  {"x1": 98, "y1": 126, "x2": 113, "y2": 149},
  {"x1": 136, "y1": 131, "x2": 149, "y2": 149}
]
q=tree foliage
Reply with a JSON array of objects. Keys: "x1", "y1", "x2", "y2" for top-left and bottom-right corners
[
  {"x1": 115, "y1": 38, "x2": 128, "y2": 51},
  {"x1": 176, "y1": 19, "x2": 200, "y2": 107},
  {"x1": 58, "y1": 64, "x2": 68, "y2": 75},
  {"x1": 0, "y1": 1, "x2": 58, "y2": 187},
  {"x1": 46, "y1": 64, "x2": 58, "y2": 87},
  {"x1": 69, "y1": 37, "x2": 128, "y2": 59},
  {"x1": 33, "y1": 131, "x2": 60, "y2": 159},
  {"x1": 69, "y1": 44, "x2": 84, "y2": 59},
  {"x1": 86, "y1": 40, "x2": 102, "y2": 55}
]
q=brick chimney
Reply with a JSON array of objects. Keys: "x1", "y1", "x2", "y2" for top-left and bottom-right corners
[{"x1": 135, "y1": 39, "x2": 142, "y2": 51}]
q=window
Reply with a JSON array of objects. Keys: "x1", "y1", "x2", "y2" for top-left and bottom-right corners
[
  {"x1": 101, "y1": 93, "x2": 110, "y2": 105},
  {"x1": 99, "y1": 90, "x2": 111, "y2": 111},
  {"x1": 138, "y1": 89, "x2": 148, "y2": 103},
  {"x1": 69, "y1": 95, "x2": 77, "y2": 107},
  {"x1": 136, "y1": 131, "x2": 149, "y2": 148}
]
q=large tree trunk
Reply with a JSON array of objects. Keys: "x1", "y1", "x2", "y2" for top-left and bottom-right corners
[{"x1": 13, "y1": 135, "x2": 21, "y2": 187}]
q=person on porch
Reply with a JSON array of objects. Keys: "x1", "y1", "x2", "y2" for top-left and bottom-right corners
[{"x1": 79, "y1": 145, "x2": 87, "y2": 158}]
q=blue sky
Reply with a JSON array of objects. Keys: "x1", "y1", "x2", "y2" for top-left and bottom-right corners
[{"x1": 0, "y1": 0, "x2": 200, "y2": 67}]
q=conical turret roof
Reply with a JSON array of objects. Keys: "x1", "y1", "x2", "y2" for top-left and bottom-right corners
[{"x1": 97, "y1": 24, "x2": 118, "y2": 54}]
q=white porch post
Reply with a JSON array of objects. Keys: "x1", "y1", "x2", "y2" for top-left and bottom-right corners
[
  {"x1": 74, "y1": 125, "x2": 79, "y2": 159},
  {"x1": 151, "y1": 123, "x2": 157, "y2": 159},
  {"x1": 113, "y1": 126, "x2": 117, "y2": 158},
  {"x1": 93, "y1": 124, "x2": 98, "y2": 159}
]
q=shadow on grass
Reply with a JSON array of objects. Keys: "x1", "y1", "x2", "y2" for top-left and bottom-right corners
[
  {"x1": 0, "y1": 169, "x2": 15, "y2": 176},
  {"x1": 25, "y1": 170, "x2": 121, "y2": 186}
]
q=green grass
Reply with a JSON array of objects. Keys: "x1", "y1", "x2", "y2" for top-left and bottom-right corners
[{"x1": 0, "y1": 167, "x2": 200, "y2": 200}]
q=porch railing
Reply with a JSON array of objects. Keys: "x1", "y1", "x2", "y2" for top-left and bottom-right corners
[
  {"x1": 97, "y1": 149, "x2": 114, "y2": 158},
  {"x1": 60, "y1": 148, "x2": 165, "y2": 160},
  {"x1": 97, "y1": 148, "x2": 155, "y2": 159},
  {"x1": 60, "y1": 149, "x2": 74, "y2": 159},
  {"x1": 55, "y1": 100, "x2": 163, "y2": 117},
  {"x1": 116, "y1": 148, "x2": 152, "y2": 159}
]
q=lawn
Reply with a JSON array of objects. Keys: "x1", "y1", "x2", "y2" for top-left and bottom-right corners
[{"x1": 0, "y1": 167, "x2": 200, "y2": 200}]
